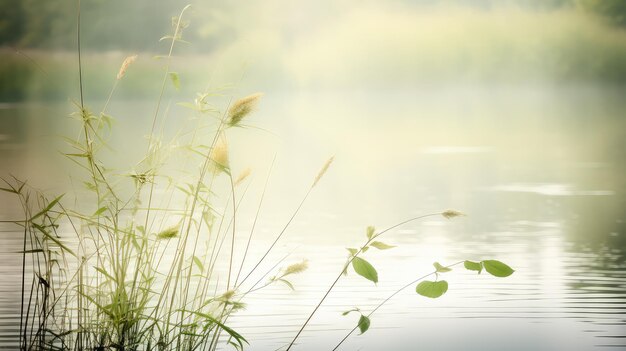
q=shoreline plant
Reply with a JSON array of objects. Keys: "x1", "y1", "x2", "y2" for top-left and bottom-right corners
[{"x1": 1, "y1": 3, "x2": 514, "y2": 350}]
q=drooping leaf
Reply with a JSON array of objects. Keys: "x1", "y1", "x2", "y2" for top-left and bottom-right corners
[
  {"x1": 31, "y1": 223, "x2": 76, "y2": 257},
  {"x1": 342, "y1": 308, "x2": 360, "y2": 316},
  {"x1": 416, "y1": 280, "x2": 448, "y2": 298},
  {"x1": 169, "y1": 72, "x2": 181, "y2": 90},
  {"x1": 94, "y1": 266, "x2": 115, "y2": 282},
  {"x1": 464, "y1": 260, "x2": 483, "y2": 273},
  {"x1": 193, "y1": 256, "x2": 204, "y2": 272},
  {"x1": 366, "y1": 226, "x2": 375, "y2": 240},
  {"x1": 0, "y1": 186, "x2": 17, "y2": 194},
  {"x1": 277, "y1": 279, "x2": 295, "y2": 290},
  {"x1": 357, "y1": 315, "x2": 371, "y2": 334},
  {"x1": 370, "y1": 241, "x2": 396, "y2": 250},
  {"x1": 93, "y1": 207, "x2": 107, "y2": 217},
  {"x1": 433, "y1": 262, "x2": 452, "y2": 273},
  {"x1": 482, "y1": 260, "x2": 514, "y2": 277},
  {"x1": 183, "y1": 310, "x2": 248, "y2": 349},
  {"x1": 346, "y1": 248, "x2": 358, "y2": 256},
  {"x1": 17, "y1": 249, "x2": 44, "y2": 254},
  {"x1": 30, "y1": 195, "x2": 64, "y2": 221},
  {"x1": 352, "y1": 257, "x2": 378, "y2": 284}
]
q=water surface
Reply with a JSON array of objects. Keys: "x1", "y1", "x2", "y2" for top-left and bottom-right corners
[{"x1": 0, "y1": 86, "x2": 624, "y2": 350}]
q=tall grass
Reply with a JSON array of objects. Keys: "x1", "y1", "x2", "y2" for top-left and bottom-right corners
[
  {"x1": 2, "y1": 5, "x2": 320, "y2": 350},
  {"x1": 2, "y1": 4, "x2": 516, "y2": 351}
]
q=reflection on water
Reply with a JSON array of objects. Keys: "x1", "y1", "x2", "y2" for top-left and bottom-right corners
[{"x1": 0, "y1": 86, "x2": 624, "y2": 350}]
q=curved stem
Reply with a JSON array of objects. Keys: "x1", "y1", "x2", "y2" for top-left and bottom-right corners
[
  {"x1": 332, "y1": 260, "x2": 464, "y2": 350},
  {"x1": 234, "y1": 155, "x2": 275, "y2": 286},
  {"x1": 236, "y1": 187, "x2": 313, "y2": 288},
  {"x1": 285, "y1": 212, "x2": 443, "y2": 350}
]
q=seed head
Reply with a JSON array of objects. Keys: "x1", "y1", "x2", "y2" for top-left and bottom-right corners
[
  {"x1": 227, "y1": 93, "x2": 263, "y2": 127},
  {"x1": 283, "y1": 260, "x2": 309, "y2": 276},
  {"x1": 210, "y1": 135, "x2": 229, "y2": 171},
  {"x1": 234, "y1": 168, "x2": 252, "y2": 186},
  {"x1": 312, "y1": 156, "x2": 334, "y2": 188},
  {"x1": 117, "y1": 54, "x2": 138, "y2": 80},
  {"x1": 442, "y1": 210, "x2": 465, "y2": 219}
]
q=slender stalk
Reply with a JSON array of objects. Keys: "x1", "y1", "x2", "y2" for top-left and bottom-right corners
[
  {"x1": 226, "y1": 173, "x2": 237, "y2": 290},
  {"x1": 234, "y1": 155, "x2": 275, "y2": 286},
  {"x1": 331, "y1": 261, "x2": 464, "y2": 350},
  {"x1": 285, "y1": 212, "x2": 443, "y2": 350},
  {"x1": 75, "y1": 1, "x2": 84, "y2": 348},
  {"x1": 237, "y1": 187, "x2": 313, "y2": 287},
  {"x1": 19, "y1": 197, "x2": 28, "y2": 350}
]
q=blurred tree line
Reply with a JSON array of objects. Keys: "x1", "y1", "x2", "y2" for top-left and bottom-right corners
[
  {"x1": 0, "y1": 0, "x2": 624, "y2": 52},
  {"x1": 0, "y1": 0, "x2": 196, "y2": 51}
]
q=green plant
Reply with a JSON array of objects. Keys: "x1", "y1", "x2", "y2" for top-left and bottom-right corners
[
  {"x1": 285, "y1": 211, "x2": 514, "y2": 350},
  {"x1": 4, "y1": 4, "x2": 322, "y2": 350},
  {"x1": 3, "y1": 4, "x2": 516, "y2": 351}
]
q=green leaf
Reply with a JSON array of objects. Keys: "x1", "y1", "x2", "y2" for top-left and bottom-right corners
[
  {"x1": 277, "y1": 278, "x2": 295, "y2": 290},
  {"x1": 184, "y1": 310, "x2": 248, "y2": 349},
  {"x1": 93, "y1": 207, "x2": 107, "y2": 217},
  {"x1": 352, "y1": 257, "x2": 378, "y2": 284},
  {"x1": 357, "y1": 315, "x2": 371, "y2": 335},
  {"x1": 416, "y1": 280, "x2": 448, "y2": 298},
  {"x1": 17, "y1": 249, "x2": 44, "y2": 254},
  {"x1": 370, "y1": 241, "x2": 396, "y2": 250},
  {"x1": 169, "y1": 72, "x2": 181, "y2": 90},
  {"x1": 192, "y1": 256, "x2": 204, "y2": 272},
  {"x1": 464, "y1": 260, "x2": 483, "y2": 273},
  {"x1": 342, "y1": 308, "x2": 359, "y2": 316},
  {"x1": 0, "y1": 186, "x2": 17, "y2": 194},
  {"x1": 30, "y1": 195, "x2": 64, "y2": 221},
  {"x1": 482, "y1": 260, "x2": 514, "y2": 277},
  {"x1": 366, "y1": 226, "x2": 375, "y2": 240},
  {"x1": 346, "y1": 248, "x2": 358, "y2": 256},
  {"x1": 177, "y1": 102, "x2": 199, "y2": 111},
  {"x1": 94, "y1": 266, "x2": 115, "y2": 282},
  {"x1": 31, "y1": 223, "x2": 76, "y2": 257},
  {"x1": 433, "y1": 262, "x2": 452, "y2": 273}
]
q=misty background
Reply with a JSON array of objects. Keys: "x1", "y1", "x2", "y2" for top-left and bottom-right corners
[{"x1": 1, "y1": 0, "x2": 625, "y2": 350}]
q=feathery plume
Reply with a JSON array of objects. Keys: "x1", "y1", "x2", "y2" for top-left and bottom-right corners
[
  {"x1": 210, "y1": 134, "x2": 230, "y2": 172},
  {"x1": 441, "y1": 210, "x2": 465, "y2": 219},
  {"x1": 312, "y1": 156, "x2": 334, "y2": 188},
  {"x1": 220, "y1": 290, "x2": 236, "y2": 301},
  {"x1": 283, "y1": 260, "x2": 309, "y2": 276},
  {"x1": 234, "y1": 168, "x2": 252, "y2": 186},
  {"x1": 116, "y1": 54, "x2": 138, "y2": 80},
  {"x1": 227, "y1": 93, "x2": 263, "y2": 126},
  {"x1": 156, "y1": 225, "x2": 179, "y2": 240}
]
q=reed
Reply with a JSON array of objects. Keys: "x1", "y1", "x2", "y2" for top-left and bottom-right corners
[{"x1": 2, "y1": 4, "x2": 515, "y2": 351}]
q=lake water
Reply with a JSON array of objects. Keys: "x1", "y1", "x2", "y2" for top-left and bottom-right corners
[{"x1": 1, "y1": 85, "x2": 625, "y2": 350}]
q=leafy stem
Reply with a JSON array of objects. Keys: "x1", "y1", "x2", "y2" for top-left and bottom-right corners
[
  {"x1": 285, "y1": 212, "x2": 447, "y2": 350},
  {"x1": 332, "y1": 260, "x2": 464, "y2": 350}
]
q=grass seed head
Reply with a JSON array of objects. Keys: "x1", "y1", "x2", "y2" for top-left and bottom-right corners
[
  {"x1": 210, "y1": 134, "x2": 230, "y2": 171},
  {"x1": 442, "y1": 210, "x2": 465, "y2": 219},
  {"x1": 227, "y1": 93, "x2": 263, "y2": 127},
  {"x1": 312, "y1": 156, "x2": 334, "y2": 188},
  {"x1": 117, "y1": 54, "x2": 138, "y2": 80},
  {"x1": 234, "y1": 168, "x2": 252, "y2": 186},
  {"x1": 283, "y1": 259, "x2": 309, "y2": 276},
  {"x1": 156, "y1": 225, "x2": 179, "y2": 240}
]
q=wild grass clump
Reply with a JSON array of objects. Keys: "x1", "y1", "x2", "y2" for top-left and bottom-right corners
[
  {"x1": 2, "y1": 4, "x2": 515, "y2": 351},
  {"x1": 3, "y1": 6, "x2": 318, "y2": 350}
]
